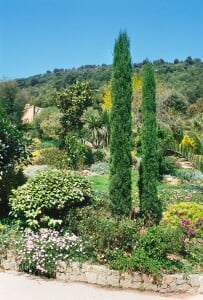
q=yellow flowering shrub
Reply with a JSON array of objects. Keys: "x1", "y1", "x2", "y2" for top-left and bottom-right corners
[
  {"x1": 161, "y1": 202, "x2": 203, "y2": 238},
  {"x1": 180, "y1": 134, "x2": 196, "y2": 149},
  {"x1": 101, "y1": 75, "x2": 142, "y2": 112},
  {"x1": 101, "y1": 84, "x2": 111, "y2": 111},
  {"x1": 0, "y1": 224, "x2": 5, "y2": 231}
]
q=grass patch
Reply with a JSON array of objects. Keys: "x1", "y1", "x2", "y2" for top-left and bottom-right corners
[
  {"x1": 89, "y1": 169, "x2": 139, "y2": 193},
  {"x1": 89, "y1": 173, "x2": 109, "y2": 192}
]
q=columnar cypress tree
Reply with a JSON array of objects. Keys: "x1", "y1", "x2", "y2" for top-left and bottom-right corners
[
  {"x1": 109, "y1": 31, "x2": 132, "y2": 216},
  {"x1": 139, "y1": 61, "x2": 162, "y2": 225}
]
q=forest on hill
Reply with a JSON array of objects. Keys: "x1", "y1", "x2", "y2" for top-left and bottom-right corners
[
  {"x1": 0, "y1": 56, "x2": 203, "y2": 123},
  {"x1": 0, "y1": 57, "x2": 203, "y2": 170}
]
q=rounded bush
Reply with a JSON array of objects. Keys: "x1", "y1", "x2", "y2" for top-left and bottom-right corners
[
  {"x1": 31, "y1": 147, "x2": 70, "y2": 169},
  {"x1": 9, "y1": 169, "x2": 93, "y2": 228},
  {"x1": 161, "y1": 202, "x2": 203, "y2": 238}
]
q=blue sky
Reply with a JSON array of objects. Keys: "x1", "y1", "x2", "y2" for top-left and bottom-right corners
[{"x1": 0, "y1": 0, "x2": 203, "y2": 79}]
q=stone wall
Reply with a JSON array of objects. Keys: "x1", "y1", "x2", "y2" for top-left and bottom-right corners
[
  {"x1": 0, "y1": 252, "x2": 202, "y2": 294},
  {"x1": 56, "y1": 261, "x2": 203, "y2": 294}
]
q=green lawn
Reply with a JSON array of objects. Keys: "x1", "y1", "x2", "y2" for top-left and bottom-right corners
[
  {"x1": 88, "y1": 170, "x2": 139, "y2": 193},
  {"x1": 88, "y1": 168, "x2": 203, "y2": 209}
]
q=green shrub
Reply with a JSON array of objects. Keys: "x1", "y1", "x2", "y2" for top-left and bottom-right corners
[
  {"x1": 109, "y1": 248, "x2": 167, "y2": 275},
  {"x1": 0, "y1": 168, "x2": 27, "y2": 216},
  {"x1": 109, "y1": 225, "x2": 184, "y2": 275},
  {"x1": 9, "y1": 169, "x2": 93, "y2": 229},
  {"x1": 65, "y1": 191, "x2": 111, "y2": 234},
  {"x1": 138, "y1": 226, "x2": 184, "y2": 258},
  {"x1": 184, "y1": 238, "x2": 203, "y2": 267},
  {"x1": 65, "y1": 134, "x2": 94, "y2": 169},
  {"x1": 92, "y1": 149, "x2": 105, "y2": 162},
  {"x1": 0, "y1": 220, "x2": 20, "y2": 256},
  {"x1": 40, "y1": 140, "x2": 60, "y2": 148},
  {"x1": 76, "y1": 211, "x2": 141, "y2": 262},
  {"x1": 90, "y1": 162, "x2": 109, "y2": 175},
  {"x1": 161, "y1": 202, "x2": 203, "y2": 238},
  {"x1": 65, "y1": 203, "x2": 141, "y2": 262},
  {"x1": 158, "y1": 156, "x2": 177, "y2": 178},
  {"x1": 33, "y1": 147, "x2": 70, "y2": 169},
  {"x1": 176, "y1": 169, "x2": 203, "y2": 182}
]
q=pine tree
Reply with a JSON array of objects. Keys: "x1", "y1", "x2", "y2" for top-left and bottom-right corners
[
  {"x1": 109, "y1": 31, "x2": 132, "y2": 215},
  {"x1": 139, "y1": 62, "x2": 162, "y2": 225}
]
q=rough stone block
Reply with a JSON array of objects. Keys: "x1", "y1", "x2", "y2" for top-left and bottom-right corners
[
  {"x1": 81, "y1": 263, "x2": 93, "y2": 273},
  {"x1": 70, "y1": 262, "x2": 81, "y2": 274},
  {"x1": 120, "y1": 273, "x2": 133, "y2": 288},
  {"x1": 197, "y1": 275, "x2": 203, "y2": 294},
  {"x1": 85, "y1": 271, "x2": 98, "y2": 284},
  {"x1": 106, "y1": 275, "x2": 120, "y2": 287},
  {"x1": 132, "y1": 272, "x2": 142, "y2": 283},
  {"x1": 1, "y1": 259, "x2": 17, "y2": 271},
  {"x1": 56, "y1": 272, "x2": 68, "y2": 281},
  {"x1": 170, "y1": 283, "x2": 191, "y2": 293},
  {"x1": 56, "y1": 261, "x2": 67, "y2": 273},
  {"x1": 92, "y1": 265, "x2": 109, "y2": 275},
  {"x1": 189, "y1": 275, "x2": 200, "y2": 288},
  {"x1": 162, "y1": 275, "x2": 176, "y2": 286},
  {"x1": 97, "y1": 275, "x2": 108, "y2": 286}
]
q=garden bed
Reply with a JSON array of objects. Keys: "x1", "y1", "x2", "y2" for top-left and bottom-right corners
[{"x1": 0, "y1": 251, "x2": 203, "y2": 295}]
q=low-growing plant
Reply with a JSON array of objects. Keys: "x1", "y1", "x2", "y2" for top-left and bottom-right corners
[
  {"x1": 14, "y1": 229, "x2": 86, "y2": 278},
  {"x1": 176, "y1": 168, "x2": 203, "y2": 183},
  {"x1": 138, "y1": 225, "x2": 185, "y2": 258},
  {"x1": 109, "y1": 225, "x2": 184, "y2": 275},
  {"x1": 9, "y1": 169, "x2": 93, "y2": 229},
  {"x1": 76, "y1": 211, "x2": 142, "y2": 263},
  {"x1": 32, "y1": 147, "x2": 70, "y2": 169},
  {"x1": 90, "y1": 162, "x2": 109, "y2": 175},
  {"x1": 92, "y1": 149, "x2": 105, "y2": 162},
  {"x1": 184, "y1": 238, "x2": 203, "y2": 269},
  {"x1": 109, "y1": 248, "x2": 170, "y2": 275},
  {"x1": 158, "y1": 186, "x2": 202, "y2": 210},
  {"x1": 0, "y1": 220, "x2": 20, "y2": 256},
  {"x1": 161, "y1": 202, "x2": 203, "y2": 238},
  {"x1": 158, "y1": 156, "x2": 177, "y2": 179}
]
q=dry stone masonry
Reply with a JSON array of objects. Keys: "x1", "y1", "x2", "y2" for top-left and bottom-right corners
[
  {"x1": 0, "y1": 252, "x2": 202, "y2": 295},
  {"x1": 55, "y1": 261, "x2": 203, "y2": 294}
]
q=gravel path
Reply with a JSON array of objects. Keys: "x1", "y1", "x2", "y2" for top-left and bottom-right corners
[{"x1": 0, "y1": 271, "x2": 202, "y2": 300}]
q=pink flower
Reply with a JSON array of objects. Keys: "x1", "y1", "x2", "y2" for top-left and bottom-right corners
[
  {"x1": 186, "y1": 229, "x2": 196, "y2": 236},
  {"x1": 181, "y1": 219, "x2": 190, "y2": 226}
]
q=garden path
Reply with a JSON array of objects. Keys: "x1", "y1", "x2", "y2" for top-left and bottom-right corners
[{"x1": 0, "y1": 271, "x2": 202, "y2": 300}]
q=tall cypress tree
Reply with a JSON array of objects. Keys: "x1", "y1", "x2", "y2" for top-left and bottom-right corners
[
  {"x1": 139, "y1": 61, "x2": 162, "y2": 225},
  {"x1": 109, "y1": 31, "x2": 132, "y2": 216}
]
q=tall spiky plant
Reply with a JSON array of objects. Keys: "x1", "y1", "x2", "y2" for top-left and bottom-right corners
[
  {"x1": 109, "y1": 31, "x2": 133, "y2": 216},
  {"x1": 139, "y1": 61, "x2": 162, "y2": 226}
]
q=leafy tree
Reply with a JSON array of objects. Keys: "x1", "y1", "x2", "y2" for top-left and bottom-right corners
[
  {"x1": 165, "y1": 94, "x2": 187, "y2": 114},
  {"x1": 0, "y1": 81, "x2": 18, "y2": 122},
  {"x1": 109, "y1": 31, "x2": 132, "y2": 216},
  {"x1": 33, "y1": 106, "x2": 62, "y2": 140},
  {"x1": 139, "y1": 62, "x2": 162, "y2": 226},
  {"x1": 188, "y1": 98, "x2": 203, "y2": 116},
  {"x1": 0, "y1": 80, "x2": 30, "y2": 124},
  {"x1": 56, "y1": 81, "x2": 92, "y2": 139},
  {"x1": 0, "y1": 108, "x2": 29, "y2": 215}
]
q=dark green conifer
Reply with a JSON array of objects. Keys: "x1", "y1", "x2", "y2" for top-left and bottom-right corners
[
  {"x1": 109, "y1": 31, "x2": 132, "y2": 215},
  {"x1": 139, "y1": 61, "x2": 162, "y2": 225}
]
